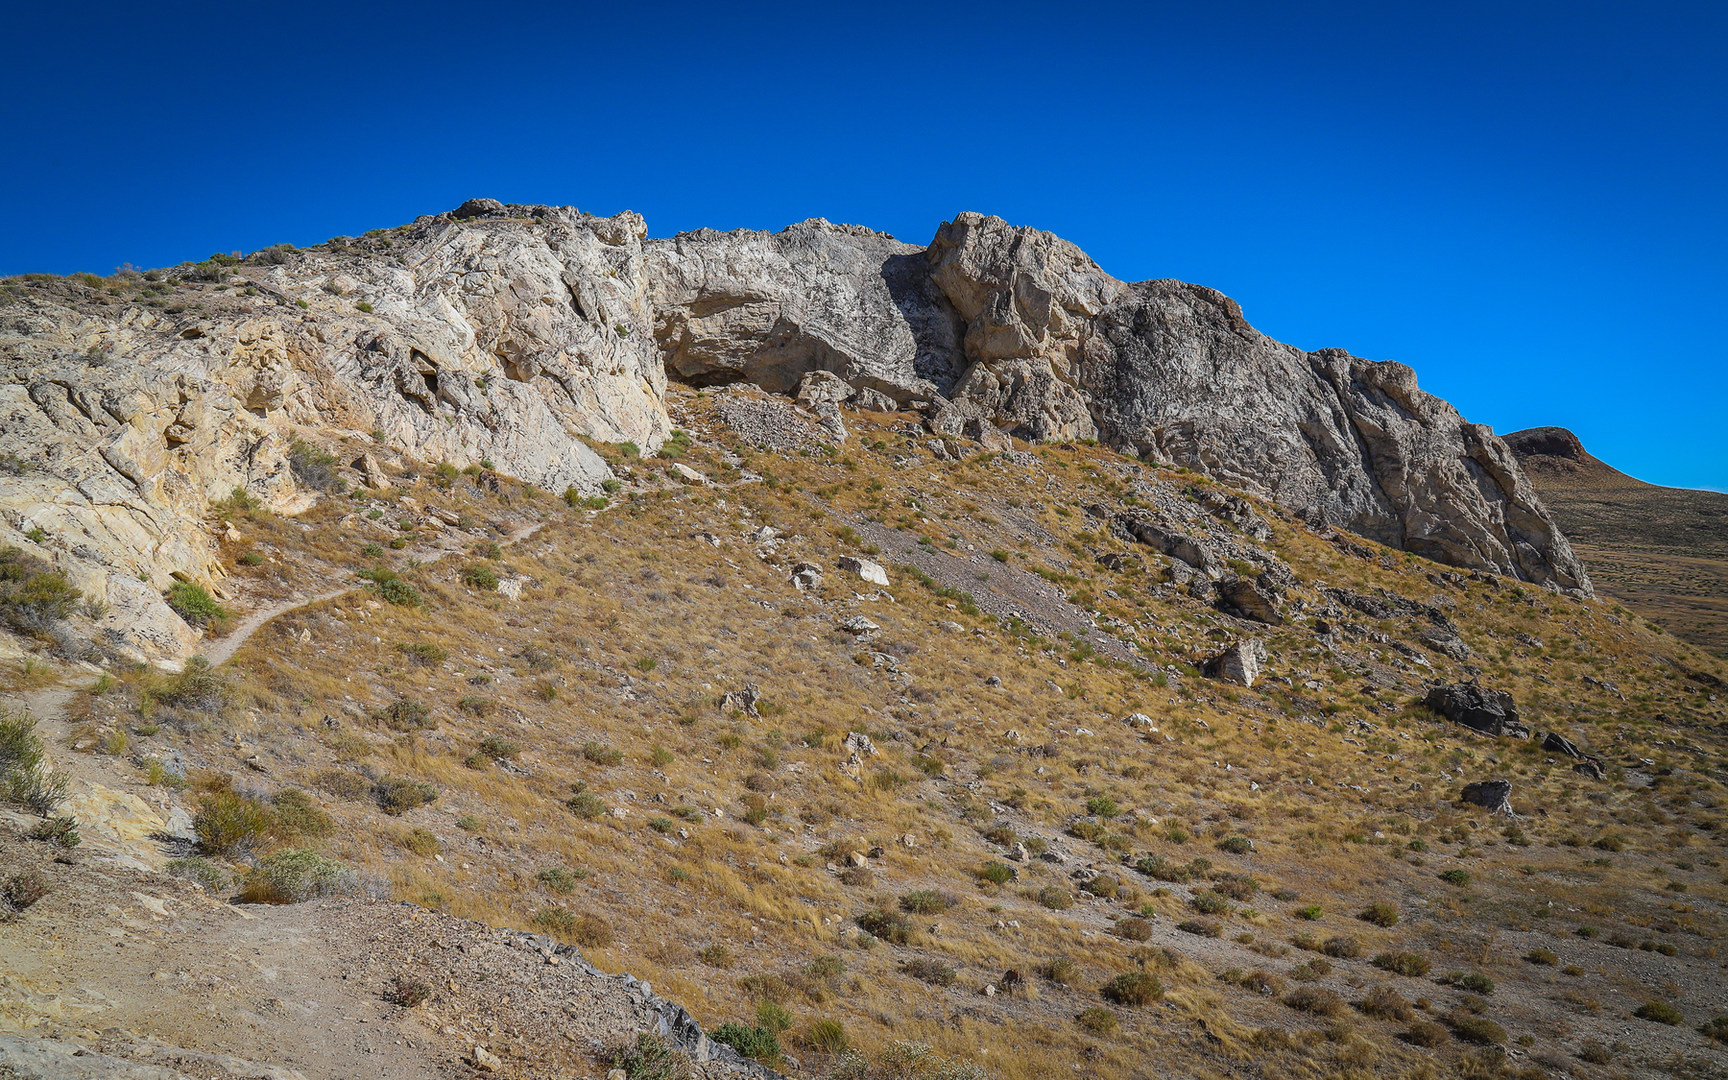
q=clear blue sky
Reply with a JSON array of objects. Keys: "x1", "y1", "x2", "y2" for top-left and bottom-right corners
[{"x1": 5, "y1": 2, "x2": 1724, "y2": 489}]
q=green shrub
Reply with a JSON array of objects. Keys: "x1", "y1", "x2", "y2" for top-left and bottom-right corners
[
  {"x1": 240, "y1": 849, "x2": 358, "y2": 904},
  {"x1": 165, "y1": 580, "x2": 228, "y2": 628},
  {"x1": 151, "y1": 657, "x2": 229, "y2": 712},
  {"x1": 537, "y1": 867, "x2": 581, "y2": 893},
  {"x1": 1403, "y1": 1020, "x2": 1449, "y2": 1047},
  {"x1": 166, "y1": 856, "x2": 227, "y2": 892},
  {"x1": 611, "y1": 1033, "x2": 688, "y2": 1080},
  {"x1": 1701, "y1": 1015, "x2": 1728, "y2": 1045},
  {"x1": 1075, "y1": 1006, "x2": 1118, "y2": 1034},
  {"x1": 1177, "y1": 919, "x2": 1222, "y2": 937},
  {"x1": 1438, "y1": 868, "x2": 1471, "y2": 885},
  {"x1": 900, "y1": 889, "x2": 954, "y2": 915},
  {"x1": 565, "y1": 782, "x2": 605, "y2": 819},
  {"x1": 1217, "y1": 834, "x2": 1255, "y2": 854},
  {"x1": 1445, "y1": 971, "x2": 1496, "y2": 995},
  {"x1": 1085, "y1": 795, "x2": 1119, "y2": 818},
  {"x1": 857, "y1": 909, "x2": 914, "y2": 944},
  {"x1": 270, "y1": 788, "x2": 333, "y2": 838},
  {"x1": 1285, "y1": 986, "x2": 1348, "y2": 1017},
  {"x1": 382, "y1": 974, "x2": 430, "y2": 1008},
  {"x1": 375, "y1": 698, "x2": 434, "y2": 731},
  {"x1": 373, "y1": 777, "x2": 437, "y2": 815},
  {"x1": 699, "y1": 944, "x2": 735, "y2": 968},
  {"x1": 711, "y1": 1023, "x2": 780, "y2": 1065},
  {"x1": 1036, "y1": 885, "x2": 1073, "y2": 910},
  {"x1": 1323, "y1": 935, "x2": 1363, "y2": 959},
  {"x1": 287, "y1": 440, "x2": 341, "y2": 493},
  {"x1": 1525, "y1": 948, "x2": 1557, "y2": 966},
  {"x1": 1040, "y1": 956, "x2": 1081, "y2": 986},
  {"x1": 398, "y1": 642, "x2": 447, "y2": 666},
  {"x1": 193, "y1": 792, "x2": 275, "y2": 854},
  {"x1": 978, "y1": 861, "x2": 1015, "y2": 885},
  {"x1": 1115, "y1": 917, "x2": 1153, "y2": 942},
  {"x1": 903, "y1": 958, "x2": 956, "y2": 986},
  {"x1": 1446, "y1": 1011, "x2": 1506, "y2": 1045},
  {"x1": 28, "y1": 815, "x2": 79, "y2": 848},
  {"x1": 1359, "y1": 902, "x2": 1399, "y2": 927},
  {"x1": 1, "y1": 871, "x2": 50, "y2": 916},
  {"x1": 478, "y1": 734, "x2": 520, "y2": 760},
  {"x1": 460, "y1": 565, "x2": 499, "y2": 590},
  {"x1": 0, "y1": 710, "x2": 71, "y2": 815},
  {"x1": 805, "y1": 1018, "x2": 849, "y2": 1053},
  {"x1": 1373, "y1": 952, "x2": 1431, "y2": 977},
  {"x1": 1102, "y1": 971, "x2": 1163, "y2": 1006},
  {"x1": 1295, "y1": 903, "x2": 1323, "y2": 920},
  {"x1": 1634, "y1": 1001, "x2": 1683, "y2": 1026},
  {"x1": 1191, "y1": 891, "x2": 1231, "y2": 915},
  {"x1": 0, "y1": 547, "x2": 81, "y2": 633},
  {"x1": 583, "y1": 741, "x2": 624, "y2": 766}
]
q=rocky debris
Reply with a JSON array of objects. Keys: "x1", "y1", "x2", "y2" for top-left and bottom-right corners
[
  {"x1": 1204, "y1": 639, "x2": 1266, "y2": 687},
  {"x1": 1572, "y1": 759, "x2": 1607, "y2": 780},
  {"x1": 721, "y1": 684, "x2": 762, "y2": 716},
  {"x1": 713, "y1": 389, "x2": 822, "y2": 452},
  {"x1": 1418, "y1": 628, "x2": 1471, "y2": 661},
  {"x1": 789, "y1": 561, "x2": 823, "y2": 590},
  {"x1": 843, "y1": 731, "x2": 877, "y2": 756},
  {"x1": 1107, "y1": 512, "x2": 1223, "y2": 578},
  {"x1": 1425, "y1": 683, "x2": 1527, "y2": 737},
  {"x1": 838, "y1": 556, "x2": 890, "y2": 586},
  {"x1": 1542, "y1": 731, "x2": 1607, "y2": 779},
  {"x1": 1460, "y1": 779, "x2": 1514, "y2": 815},
  {"x1": 1122, "y1": 712, "x2": 1155, "y2": 729},
  {"x1": 839, "y1": 615, "x2": 881, "y2": 634}
]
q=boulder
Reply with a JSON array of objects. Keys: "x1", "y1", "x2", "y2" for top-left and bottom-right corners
[
  {"x1": 451, "y1": 197, "x2": 506, "y2": 219},
  {"x1": 1425, "y1": 683, "x2": 1526, "y2": 737},
  {"x1": 1216, "y1": 575, "x2": 1283, "y2": 625},
  {"x1": 842, "y1": 731, "x2": 877, "y2": 757},
  {"x1": 720, "y1": 684, "x2": 761, "y2": 717},
  {"x1": 838, "y1": 556, "x2": 890, "y2": 586},
  {"x1": 1460, "y1": 779, "x2": 1514, "y2": 815},
  {"x1": 1203, "y1": 639, "x2": 1266, "y2": 688},
  {"x1": 1541, "y1": 731, "x2": 1586, "y2": 758}
]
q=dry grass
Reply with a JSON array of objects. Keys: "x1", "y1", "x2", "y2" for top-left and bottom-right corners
[{"x1": 55, "y1": 386, "x2": 1727, "y2": 1080}]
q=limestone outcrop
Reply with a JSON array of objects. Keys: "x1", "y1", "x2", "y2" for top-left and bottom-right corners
[
  {"x1": 0, "y1": 203, "x2": 665, "y2": 661},
  {"x1": 1, "y1": 199, "x2": 1593, "y2": 662}
]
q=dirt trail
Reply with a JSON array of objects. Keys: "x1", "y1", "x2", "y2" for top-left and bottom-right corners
[{"x1": 198, "y1": 520, "x2": 543, "y2": 669}]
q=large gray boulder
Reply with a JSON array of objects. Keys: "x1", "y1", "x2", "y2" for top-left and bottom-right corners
[
  {"x1": 1426, "y1": 683, "x2": 1526, "y2": 737},
  {"x1": 644, "y1": 219, "x2": 963, "y2": 403}
]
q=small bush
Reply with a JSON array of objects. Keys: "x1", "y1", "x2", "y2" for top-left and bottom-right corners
[
  {"x1": 1085, "y1": 795, "x2": 1119, "y2": 818},
  {"x1": 478, "y1": 734, "x2": 520, "y2": 760},
  {"x1": 1373, "y1": 952, "x2": 1431, "y2": 977},
  {"x1": 699, "y1": 944, "x2": 736, "y2": 968},
  {"x1": 1217, "y1": 834, "x2": 1255, "y2": 854},
  {"x1": 583, "y1": 741, "x2": 624, "y2": 766},
  {"x1": 565, "y1": 781, "x2": 605, "y2": 819},
  {"x1": 460, "y1": 565, "x2": 499, "y2": 591},
  {"x1": 373, "y1": 777, "x2": 437, "y2": 815},
  {"x1": 1115, "y1": 917, "x2": 1153, "y2": 942},
  {"x1": 1445, "y1": 971, "x2": 1496, "y2": 995},
  {"x1": 978, "y1": 861, "x2": 1016, "y2": 885},
  {"x1": 1295, "y1": 903, "x2": 1324, "y2": 920},
  {"x1": 28, "y1": 816, "x2": 80, "y2": 848},
  {"x1": 1177, "y1": 919, "x2": 1222, "y2": 938},
  {"x1": 1403, "y1": 1020, "x2": 1449, "y2": 1047},
  {"x1": 1037, "y1": 885, "x2": 1073, "y2": 910},
  {"x1": 1323, "y1": 935, "x2": 1363, "y2": 959},
  {"x1": 1358, "y1": 902, "x2": 1399, "y2": 927},
  {"x1": 398, "y1": 642, "x2": 447, "y2": 666},
  {"x1": 1040, "y1": 956, "x2": 1082, "y2": 986},
  {"x1": 288, "y1": 440, "x2": 341, "y2": 493},
  {"x1": 1102, "y1": 971, "x2": 1163, "y2": 1006},
  {"x1": 857, "y1": 909, "x2": 914, "y2": 945},
  {"x1": 375, "y1": 698, "x2": 433, "y2": 731},
  {"x1": 537, "y1": 867, "x2": 581, "y2": 894},
  {"x1": 166, "y1": 856, "x2": 227, "y2": 892},
  {"x1": 312, "y1": 769, "x2": 369, "y2": 800},
  {"x1": 1525, "y1": 948, "x2": 1558, "y2": 966},
  {"x1": 1700, "y1": 1015, "x2": 1728, "y2": 1045},
  {"x1": 1633, "y1": 1001, "x2": 1683, "y2": 1026},
  {"x1": 1075, "y1": 1006, "x2": 1118, "y2": 1034},
  {"x1": 1285, "y1": 987, "x2": 1348, "y2": 1018},
  {"x1": 903, "y1": 958, "x2": 956, "y2": 986},
  {"x1": 400, "y1": 828, "x2": 441, "y2": 856},
  {"x1": 240, "y1": 849, "x2": 359, "y2": 904},
  {"x1": 1446, "y1": 1011, "x2": 1506, "y2": 1045},
  {"x1": 900, "y1": 890, "x2": 954, "y2": 915},
  {"x1": 1191, "y1": 890, "x2": 1231, "y2": 915},
  {"x1": 533, "y1": 906, "x2": 577, "y2": 934},
  {"x1": 805, "y1": 1018, "x2": 849, "y2": 1053},
  {"x1": 1438, "y1": 868, "x2": 1471, "y2": 886},
  {"x1": 711, "y1": 1023, "x2": 780, "y2": 1065},
  {"x1": 152, "y1": 657, "x2": 229, "y2": 712},
  {"x1": 193, "y1": 792, "x2": 275, "y2": 854},
  {"x1": 1, "y1": 871, "x2": 50, "y2": 916},
  {"x1": 611, "y1": 1032, "x2": 690, "y2": 1080},
  {"x1": 1359, "y1": 985, "x2": 1414, "y2": 1022},
  {"x1": 382, "y1": 974, "x2": 430, "y2": 1007},
  {"x1": 165, "y1": 580, "x2": 228, "y2": 628}
]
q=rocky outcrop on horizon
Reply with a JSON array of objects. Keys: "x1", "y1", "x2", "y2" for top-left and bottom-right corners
[{"x1": 0, "y1": 199, "x2": 1589, "y2": 661}]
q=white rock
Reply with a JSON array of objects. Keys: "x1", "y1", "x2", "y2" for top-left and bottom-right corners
[{"x1": 838, "y1": 556, "x2": 890, "y2": 586}]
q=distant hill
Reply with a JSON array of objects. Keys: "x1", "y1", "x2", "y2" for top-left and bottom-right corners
[{"x1": 1506, "y1": 426, "x2": 1728, "y2": 654}]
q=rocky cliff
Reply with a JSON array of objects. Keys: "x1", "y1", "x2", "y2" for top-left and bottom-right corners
[{"x1": 0, "y1": 199, "x2": 1588, "y2": 661}]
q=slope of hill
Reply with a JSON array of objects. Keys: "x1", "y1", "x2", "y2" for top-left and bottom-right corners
[
  {"x1": 2, "y1": 389, "x2": 1724, "y2": 1080},
  {"x1": 1506, "y1": 427, "x2": 1728, "y2": 655}
]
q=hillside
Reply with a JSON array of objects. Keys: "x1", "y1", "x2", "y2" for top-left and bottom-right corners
[
  {"x1": 1506, "y1": 427, "x2": 1728, "y2": 656},
  {"x1": 0, "y1": 386, "x2": 1724, "y2": 1080},
  {"x1": 0, "y1": 204, "x2": 1724, "y2": 1080}
]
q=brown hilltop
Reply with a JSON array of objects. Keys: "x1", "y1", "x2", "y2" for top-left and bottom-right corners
[{"x1": 1507, "y1": 426, "x2": 1728, "y2": 654}]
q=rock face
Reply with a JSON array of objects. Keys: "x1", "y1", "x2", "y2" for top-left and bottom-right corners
[
  {"x1": 0, "y1": 199, "x2": 1593, "y2": 662},
  {"x1": 0, "y1": 203, "x2": 664, "y2": 660},
  {"x1": 1426, "y1": 683, "x2": 1527, "y2": 737},
  {"x1": 1204, "y1": 639, "x2": 1266, "y2": 687},
  {"x1": 645, "y1": 219, "x2": 963, "y2": 403}
]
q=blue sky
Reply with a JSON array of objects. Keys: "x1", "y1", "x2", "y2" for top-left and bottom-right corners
[{"x1": 4, "y1": 1, "x2": 1723, "y2": 488}]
